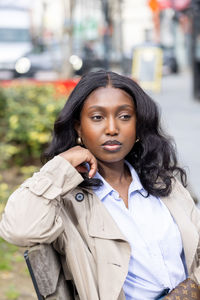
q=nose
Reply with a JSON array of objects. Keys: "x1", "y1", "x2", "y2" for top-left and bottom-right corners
[{"x1": 105, "y1": 117, "x2": 119, "y2": 136}]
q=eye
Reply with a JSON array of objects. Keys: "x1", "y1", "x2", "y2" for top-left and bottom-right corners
[
  {"x1": 91, "y1": 115, "x2": 103, "y2": 121},
  {"x1": 119, "y1": 114, "x2": 131, "y2": 120}
]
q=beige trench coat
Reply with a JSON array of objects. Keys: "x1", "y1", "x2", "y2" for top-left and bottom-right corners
[{"x1": 0, "y1": 156, "x2": 200, "y2": 300}]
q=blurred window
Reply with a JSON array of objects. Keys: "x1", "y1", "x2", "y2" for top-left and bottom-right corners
[{"x1": 0, "y1": 28, "x2": 30, "y2": 42}]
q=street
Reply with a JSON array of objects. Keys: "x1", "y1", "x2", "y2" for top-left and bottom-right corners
[{"x1": 151, "y1": 71, "x2": 200, "y2": 202}]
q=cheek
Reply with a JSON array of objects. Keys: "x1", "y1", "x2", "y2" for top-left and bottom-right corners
[
  {"x1": 123, "y1": 123, "x2": 136, "y2": 138},
  {"x1": 81, "y1": 126, "x2": 100, "y2": 145}
]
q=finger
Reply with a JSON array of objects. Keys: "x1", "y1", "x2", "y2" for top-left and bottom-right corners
[
  {"x1": 88, "y1": 157, "x2": 97, "y2": 178},
  {"x1": 76, "y1": 165, "x2": 88, "y2": 173}
]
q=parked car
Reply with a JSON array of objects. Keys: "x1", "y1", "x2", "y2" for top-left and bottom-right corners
[
  {"x1": 70, "y1": 41, "x2": 107, "y2": 76},
  {"x1": 13, "y1": 43, "x2": 64, "y2": 80}
]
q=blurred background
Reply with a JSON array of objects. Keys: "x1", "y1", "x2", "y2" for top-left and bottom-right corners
[
  {"x1": 0, "y1": 0, "x2": 200, "y2": 299},
  {"x1": 0, "y1": 0, "x2": 197, "y2": 79}
]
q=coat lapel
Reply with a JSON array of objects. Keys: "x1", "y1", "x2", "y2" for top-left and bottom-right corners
[
  {"x1": 161, "y1": 192, "x2": 199, "y2": 273},
  {"x1": 88, "y1": 193, "x2": 127, "y2": 240},
  {"x1": 88, "y1": 193, "x2": 130, "y2": 300}
]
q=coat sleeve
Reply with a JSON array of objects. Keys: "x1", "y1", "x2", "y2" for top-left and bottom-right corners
[
  {"x1": 0, "y1": 156, "x2": 84, "y2": 247},
  {"x1": 177, "y1": 181, "x2": 200, "y2": 283},
  {"x1": 191, "y1": 201, "x2": 200, "y2": 284}
]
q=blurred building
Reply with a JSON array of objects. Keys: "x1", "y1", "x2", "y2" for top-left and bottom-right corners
[
  {"x1": 148, "y1": 0, "x2": 200, "y2": 98},
  {"x1": 148, "y1": 0, "x2": 193, "y2": 72},
  {"x1": 122, "y1": 0, "x2": 153, "y2": 55},
  {"x1": 191, "y1": 0, "x2": 200, "y2": 99},
  {"x1": 2, "y1": 0, "x2": 197, "y2": 79}
]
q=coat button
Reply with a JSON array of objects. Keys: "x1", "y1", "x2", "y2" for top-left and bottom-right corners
[{"x1": 75, "y1": 192, "x2": 84, "y2": 202}]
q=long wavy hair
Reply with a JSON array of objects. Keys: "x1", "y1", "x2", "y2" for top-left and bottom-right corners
[{"x1": 43, "y1": 70, "x2": 186, "y2": 197}]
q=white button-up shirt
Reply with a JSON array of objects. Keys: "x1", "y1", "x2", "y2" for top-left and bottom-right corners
[{"x1": 93, "y1": 162, "x2": 187, "y2": 300}]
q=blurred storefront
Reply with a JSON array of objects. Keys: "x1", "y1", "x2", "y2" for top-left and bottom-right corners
[
  {"x1": 191, "y1": 0, "x2": 200, "y2": 99},
  {"x1": 2, "y1": 0, "x2": 200, "y2": 81},
  {"x1": 149, "y1": 0, "x2": 192, "y2": 73},
  {"x1": 0, "y1": 0, "x2": 154, "y2": 79},
  {"x1": 148, "y1": 0, "x2": 200, "y2": 99}
]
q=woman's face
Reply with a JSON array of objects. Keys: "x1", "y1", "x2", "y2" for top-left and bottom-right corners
[{"x1": 76, "y1": 86, "x2": 137, "y2": 164}]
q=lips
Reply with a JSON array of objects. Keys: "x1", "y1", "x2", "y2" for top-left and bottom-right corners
[
  {"x1": 101, "y1": 140, "x2": 122, "y2": 152},
  {"x1": 102, "y1": 140, "x2": 122, "y2": 146}
]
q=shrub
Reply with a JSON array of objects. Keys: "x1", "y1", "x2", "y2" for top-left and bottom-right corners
[
  {"x1": 0, "y1": 82, "x2": 71, "y2": 204},
  {"x1": 0, "y1": 83, "x2": 67, "y2": 168}
]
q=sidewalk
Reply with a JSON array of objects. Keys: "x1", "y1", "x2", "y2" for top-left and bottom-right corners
[{"x1": 151, "y1": 71, "x2": 200, "y2": 202}]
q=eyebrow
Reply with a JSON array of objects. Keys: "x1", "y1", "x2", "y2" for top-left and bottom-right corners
[{"x1": 87, "y1": 104, "x2": 134, "y2": 111}]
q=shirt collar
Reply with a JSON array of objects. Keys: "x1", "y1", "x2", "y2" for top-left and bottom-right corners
[
  {"x1": 93, "y1": 172, "x2": 113, "y2": 201},
  {"x1": 93, "y1": 161, "x2": 144, "y2": 202}
]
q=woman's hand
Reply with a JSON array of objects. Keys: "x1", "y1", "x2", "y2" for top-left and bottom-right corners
[{"x1": 59, "y1": 146, "x2": 97, "y2": 178}]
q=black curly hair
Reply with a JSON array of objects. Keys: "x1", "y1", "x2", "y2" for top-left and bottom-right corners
[{"x1": 43, "y1": 70, "x2": 186, "y2": 197}]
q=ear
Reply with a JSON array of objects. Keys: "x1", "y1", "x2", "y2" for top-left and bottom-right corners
[{"x1": 74, "y1": 120, "x2": 81, "y2": 137}]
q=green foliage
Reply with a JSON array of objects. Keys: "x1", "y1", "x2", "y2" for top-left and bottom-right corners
[
  {"x1": 5, "y1": 285, "x2": 20, "y2": 300},
  {"x1": 0, "y1": 83, "x2": 69, "y2": 299},
  {"x1": 0, "y1": 238, "x2": 19, "y2": 270},
  {"x1": 0, "y1": 84, "x2": 66, "y2": 168},
  {"x1": 0, "y1": 177, "x2": 10, "y2": 206},
  {"x1": 0, "y1": 83, "x2": 68, "y2": 206}
]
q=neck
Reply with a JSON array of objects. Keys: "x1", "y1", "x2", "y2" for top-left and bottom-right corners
[{"x1": 97, "y1": 159, "x2": 130, "y2": 185}]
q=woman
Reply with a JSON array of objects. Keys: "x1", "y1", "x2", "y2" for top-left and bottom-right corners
[{"x1": 0, "y1": 70, "x2": 200, "y2": 300}]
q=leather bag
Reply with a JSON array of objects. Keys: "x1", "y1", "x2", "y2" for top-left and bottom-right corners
[{"x1": 164, "y1": 278, "x2": 200, "y2": 300}]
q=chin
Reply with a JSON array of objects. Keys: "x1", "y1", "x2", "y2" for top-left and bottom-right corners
[{"x1": 97, "y1": 156, "x2": 126, "y2": 164}]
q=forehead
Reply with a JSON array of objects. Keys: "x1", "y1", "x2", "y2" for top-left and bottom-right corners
[{"x1": 83, "y1": 87, "x2": 134, "y2": 109}]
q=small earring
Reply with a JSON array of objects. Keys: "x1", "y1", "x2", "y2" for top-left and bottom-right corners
[
  {"x1": 77, "y1": 136, "x2": 83, "y2": 145},
  {"x1": 135, "y1": 138, "x2": 140, "y2": 143}
]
